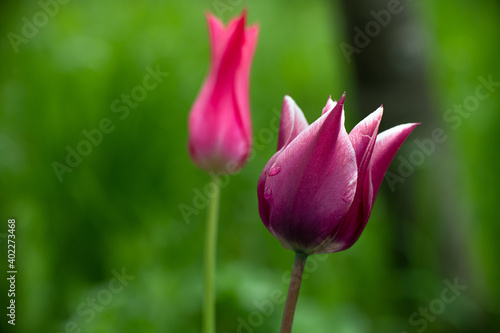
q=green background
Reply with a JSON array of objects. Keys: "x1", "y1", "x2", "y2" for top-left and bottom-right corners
[{"x1": 0, "y1": 0, "x2": 499, "y2": 332}]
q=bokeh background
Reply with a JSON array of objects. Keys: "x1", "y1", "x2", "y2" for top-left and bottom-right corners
[{"x1": 1, "y1": 0, "x2": 499, "y2": 332}]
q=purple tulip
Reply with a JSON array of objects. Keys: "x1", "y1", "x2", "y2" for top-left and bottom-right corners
[
  {"x1": 258, "y1": 94, "x2": 418, "y2": 254},
  {"x1": 188, "y1": 12, "x2": 259, "y2": 173}
]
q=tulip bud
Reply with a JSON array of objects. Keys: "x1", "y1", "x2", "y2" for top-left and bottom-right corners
[{"x1": 188, "y1": 12, "x2": 259, "y2": 173}]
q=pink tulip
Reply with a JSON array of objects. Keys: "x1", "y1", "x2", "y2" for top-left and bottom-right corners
[
  {"x1": 258, "y1": 94, "x2": 418, "y2": 254},
  {"x1": 188, "y1": 12, "x2": 259, "y2": 173}
]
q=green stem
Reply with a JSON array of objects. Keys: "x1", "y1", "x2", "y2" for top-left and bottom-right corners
[
  {"x1": 203, "y1": 180, "x2": 220, "y2": 333},
  {"x1": 280, "y1": 252, "x2": 308, "y2": 333}
]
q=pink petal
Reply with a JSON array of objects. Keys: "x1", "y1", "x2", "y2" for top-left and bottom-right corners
[
  {"x1": 348, "y1": 106, "x2": 383, "y2": 170},
  {"x1": 211, "y1": 14, "x2": 245, "y2": 98},
  {"x1": 258, "y1": 95, "x2": 307, "y2": 232},
  {"x1": 235, "y1": 22, "x2": 259, "y2": 145},
  {"x1": 206, "y1": 13, "x2": 226, "y2": 63},
  {"x1": 277, "y1": 96, "x2": 309, "y2": 151},
  {"x1": 321, "y1": 95, "x2": 337, "y2": 115},
  {"x1": 316, "y1": 107, "x2": 383, "y2": 252}
]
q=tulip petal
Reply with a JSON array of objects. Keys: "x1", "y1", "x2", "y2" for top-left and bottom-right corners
[
  {"x1": 212, "y1": 14, "x2": 245, "y2": 96},
  {"x1": 257, "y1": 151, "x2": 281, "y2": 228},
  {"x1": 311, "y1": 107, "x2": 383, "y2": 253},
  {"x1": 263, "y1": 94, "x2": 358, "y2": 253},
  {"x1": 210, "y1": 14, "x2": 250, "y2": 163},
  {"x1": 259, "y1": 95, "x2": 307, "y2": 232},
  {"x1": 235, "y1": 23, "x2": 259, "y2": 144},
  {"x1": 321, "y1": 95, "x2": 337, "y2": 115},
  {"x1": 277, "y1": 96, "x2": 309, "y2": 151},
  {"x1": 367, "y1": 123, "x2": 419, "y2": 205},
  {"x1": 349, "y1": 106, "x2": 383, "y2": 170},
  {"x1": 206, "y1": 13, "x2": 226, "y2": 62}
]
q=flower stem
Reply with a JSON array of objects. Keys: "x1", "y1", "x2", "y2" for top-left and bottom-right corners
[
  {"x1": 280, "y1": 252, "x2": 308, "y2": 333},
  {"x1": 203, "y1": 180, "x2": 220, "y2": 333}
]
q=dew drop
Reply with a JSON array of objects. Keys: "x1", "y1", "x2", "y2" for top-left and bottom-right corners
[
  {"x1": 264, "y1": 187, "x2": 272, "y2": 200},
  {"x1": 268, "y1": 165, "x2": 281, "y2": 176}
]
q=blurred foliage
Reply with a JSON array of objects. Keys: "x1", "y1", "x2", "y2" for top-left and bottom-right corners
[{"x1": 0, "y1": 0, "x2": 499, "y2": 332}]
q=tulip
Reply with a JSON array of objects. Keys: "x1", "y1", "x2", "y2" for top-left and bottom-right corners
[
  {"x1": 258, "y1": 94, "x2": 418, "y2": 333},
  {"x1": 188, "y1": 11, "x2": 259, "y2": 174},
  {"x1": 258, "y1": 93, "x2": 418, "y2": 254}
]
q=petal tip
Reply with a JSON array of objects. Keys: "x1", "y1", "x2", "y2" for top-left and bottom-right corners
[
  {"x1": 283, "y1": 95, "x2": 297, "y2": 110},
  {"x1": 322, "y1": 94, "x2": 338, "y2": 115},
  {"x1": 338, "y1": 92, "x2": 346, "y2": 105},
  {"x1": 240, "y1": 8, "x2": 248, "y2": 18},
  {"x1": 405, "y1": 122, "x2": 421, "y2": 131},
  {"x1": 205, "y1": 11, "x2": 220, "y2": 23}
]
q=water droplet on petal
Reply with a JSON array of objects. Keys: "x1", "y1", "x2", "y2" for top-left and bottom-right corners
[
  {"x1": 264, "y1": 187, "x2": 272, "y2": 200},
  {"x1": 269, "y1": 165, "x2": 281, "y2": 176}
]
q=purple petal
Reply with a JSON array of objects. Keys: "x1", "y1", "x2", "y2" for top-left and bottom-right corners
[
  {"x1": 321, "y1": 95, "x2": 337, "y2": 115},
  {"x1": 368, "y1": 123, "x2": 419, "y2": 205},
  {"x1": 257, "y1": 152, "x2": 280, "y2": 229},
  {"x1": 277, "y1": 96, "x2": 309, "y2": 151},
  {"x1": 311, "y1": 107, "x2": 382, "y2": 253},
  {"x1": 349, "y1": 106, "x2": 383, "y2": 170}
]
